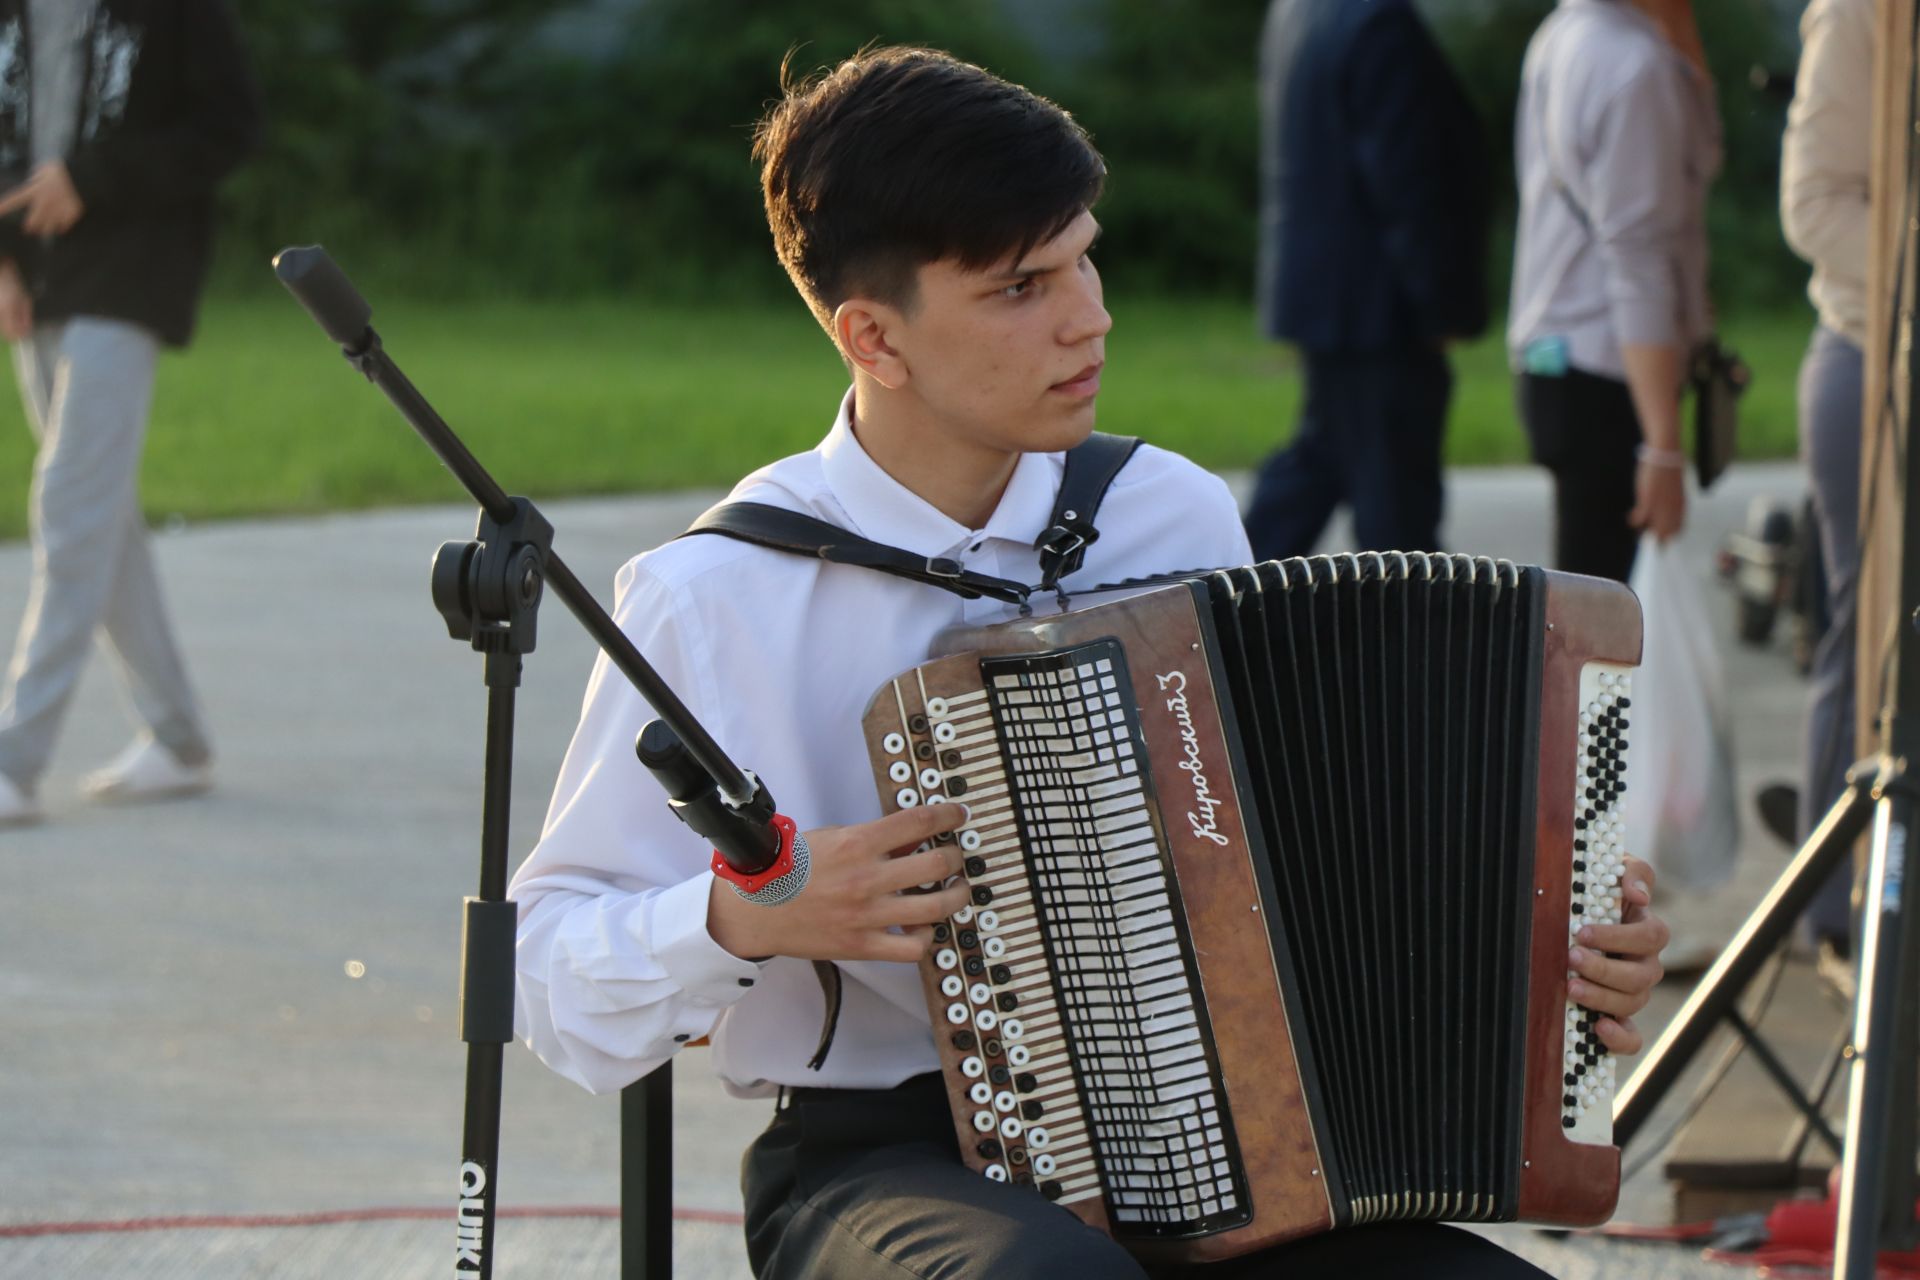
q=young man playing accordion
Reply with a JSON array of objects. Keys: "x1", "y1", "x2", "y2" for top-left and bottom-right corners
[{"x1": 510, "y1": 47, "x2": 1669, "y2": 1279}]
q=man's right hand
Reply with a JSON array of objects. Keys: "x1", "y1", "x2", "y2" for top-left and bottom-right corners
[
  {"x1": 707, "y1": 801, "x2": 973, "y2": 965},
  {"x1": 0, "y1": 259, "x2": 31, "y2": 341}
]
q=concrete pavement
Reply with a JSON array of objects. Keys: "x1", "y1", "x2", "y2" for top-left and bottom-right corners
[{"x1": 0, "y1": 461, "x2": 1850, "y2": 1278}]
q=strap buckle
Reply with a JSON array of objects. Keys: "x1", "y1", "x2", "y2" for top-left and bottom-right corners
[
  {"x1": 924, "y1": 556, "x2": 966, "y2": 581},
  {"x1": 1034, "y1": 524, "x2": 1093, "y2": 590}
]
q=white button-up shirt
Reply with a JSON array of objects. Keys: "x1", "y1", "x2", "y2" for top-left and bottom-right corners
[{"x1": 510, "y1": 391, "x2": 1253, "y2": 1096}]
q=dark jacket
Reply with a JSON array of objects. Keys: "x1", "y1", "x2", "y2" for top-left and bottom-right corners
[
  {"x1": 0, "y1": 0, "x2": 259, "y2": 347},
  {"x1": 1257, "y1": 0, "x2": 1489, "y2": 354}
]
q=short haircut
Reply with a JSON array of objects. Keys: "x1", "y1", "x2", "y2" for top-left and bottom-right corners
[{"x1": 753, "y1": 46, "x2": 1106, "y2": 330}]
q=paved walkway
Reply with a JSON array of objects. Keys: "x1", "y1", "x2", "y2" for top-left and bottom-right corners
[{"x1": 0, "y1": 462, "x2": 1848, "y2": 1278}]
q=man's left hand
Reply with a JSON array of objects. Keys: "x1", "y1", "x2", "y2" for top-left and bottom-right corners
[
  {"x1": 1567, "y1": 854, "x2": 1669, "y2": 1055},
  {"x1": 0, "y1": 161, "x2": 85, "y2": 237}
]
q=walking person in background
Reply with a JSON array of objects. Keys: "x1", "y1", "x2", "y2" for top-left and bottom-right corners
[
  {"x1": 0, "y1": 0, "x2": 259, "y2": 828},
  {"x1": 1780, "y1": 0, "x2": 1872, "y2": 972},
  {"x1": 1241, "y1": 0, "x2": 1489, "y2": 561},
  {"x1": 1508, "y1": 0, "x2": 1720, "y2": 584}
]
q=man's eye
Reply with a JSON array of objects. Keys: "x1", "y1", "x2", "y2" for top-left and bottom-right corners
[{"x1": 1001, "y1": 278, "x2": 1034, "y2": 299}]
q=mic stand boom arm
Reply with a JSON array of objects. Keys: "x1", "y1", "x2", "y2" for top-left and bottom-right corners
[{"x1": 273, "y1": 245, "x2": 787, "y2": 1279}]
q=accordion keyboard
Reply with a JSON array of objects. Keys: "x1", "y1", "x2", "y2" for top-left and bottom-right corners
[
  {"x1": 878, "y1": 641, "x2": 1250, "y2": 1234},
  {"x1": 1563, "y1": 663, "x2": 1632, "y2": 1144}
]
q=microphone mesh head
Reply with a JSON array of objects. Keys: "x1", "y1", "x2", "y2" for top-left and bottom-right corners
[{"x1": 731, "y1": 831, "x2": 812, "y2": 906}]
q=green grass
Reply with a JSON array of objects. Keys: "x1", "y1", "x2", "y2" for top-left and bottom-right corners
[{"x1": 0, "y1": 296, "x2": 1812, "y2": 541}]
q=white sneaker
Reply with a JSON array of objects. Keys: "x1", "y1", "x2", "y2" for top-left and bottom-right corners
[
  {"x1": 80, "y1": 737, "x2": 212, "y2": 804},
  {"x1": 0, "y1": 770, "x2": 42, "y2": 827}
]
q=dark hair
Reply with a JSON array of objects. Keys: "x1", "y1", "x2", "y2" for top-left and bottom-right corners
[{"x1": 753, "y1": 47, "x2": 1105, "y2": 329}]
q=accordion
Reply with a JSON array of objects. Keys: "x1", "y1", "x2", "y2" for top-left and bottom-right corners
[{"x1": 861, "y1": 555, "x2": 1641, "y2": 1264}]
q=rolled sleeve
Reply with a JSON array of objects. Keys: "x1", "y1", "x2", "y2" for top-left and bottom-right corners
[{"x1": 1586, "y1": 64, "x2": 1693, "y2": 350}]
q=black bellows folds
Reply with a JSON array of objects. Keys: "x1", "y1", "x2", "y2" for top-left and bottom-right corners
[{"x1": 1202, "y1": 556, "x2": 1545, "y2": 1226}]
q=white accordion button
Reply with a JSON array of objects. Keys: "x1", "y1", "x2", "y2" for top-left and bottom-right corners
[
  {"x1": 946, "y1": 1003, "x2": 969, "y2": 1025},
  {"x1": 888, "y1": 761, "x2": 912, "y2": 783},
  {"x1": 1007, "y1": 1044, "x2": 1031, "y2": 1066},
  {"x1": 897, "y1": 789, "x2": 919, "y2": 807},
  {"x1": 941, "y1": 975, "x2": 963, "y2": 998},
  {"x1": 983, "y1": 937, "x2": 1006, "y2": 959},
  {"x1": 882, "y1": 732, "x2": 905, "y2": 755},
  {"x1": 1001, "y1": 1018, "x2": 1024, "y2": 1040},
  {"x1": 977, "y1": 910, "x2": 1000, "y2": 932},
  {"x1": 999, "y1": 1117, "x2": 1023, "y2": 1140},
  {"x1": 970, "y1": 1081, "x2": 993, "y2": 1106},
  {"x1": 969, "y1": 983, "x2": 992, "y2": 1006},
  {"x1": 919, "y1": 768, "x2": 942, "y2": 790},
  {"x1": 975, "y1": 1008, "x2": 998, "y2": 1031},
  {"x1": 1027, "y1": 1126, "x2": 1049, "y2": 1149},
  {"x1": 960, "y1": 1055, "x2": 984, "y2": 1078},
  {"x1": 935, "y1": 949, "x2": 958, "y2": 971},
  {"x1": 985, "y1": 1164, "x2": 1009, "y2": 1182},
  {"x1": 1033, "y1": 1153, "x2": 1057, "y2": 1176},
  {"x1": 994, "y1": 1091, "x2": 1016, "y2": 1113},
  {"x1": 960, "y1": 830, "x2": 982, "y2": 851},
  {"x1": 953, "y1": 905, "x2": 974, "y2": 925},
  {"x1": 973, "y1": 1111, "x2": 995, "y2": 1133},
  {"x1": 934, "y1": 722, "x2": 958, "y2": 744},
  {"x1": 926, "y1": 697, "x2": 950, "y2": 719}
]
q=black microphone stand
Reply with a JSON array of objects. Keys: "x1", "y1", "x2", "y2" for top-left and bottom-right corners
[{"x1": 273, "y1": 246, "x2": 785, "y2": 1279}]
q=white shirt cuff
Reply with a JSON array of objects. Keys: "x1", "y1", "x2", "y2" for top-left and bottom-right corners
[{"x1": 641, "y1": 871, "x2": 767, "y2": 1006}]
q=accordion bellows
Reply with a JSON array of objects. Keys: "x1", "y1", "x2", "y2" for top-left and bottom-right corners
[{"x1": 863, "y1": 554, "x2": 1641, "y2": 1264}]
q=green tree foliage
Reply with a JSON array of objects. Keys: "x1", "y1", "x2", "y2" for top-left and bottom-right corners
[{"x1": 222, "y1": 0, "x2": 1801, "y2": 310}]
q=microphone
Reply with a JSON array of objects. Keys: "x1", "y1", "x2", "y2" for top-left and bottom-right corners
[{"x1": 272, "y1": 246, "x2": 373, "y2": 352}]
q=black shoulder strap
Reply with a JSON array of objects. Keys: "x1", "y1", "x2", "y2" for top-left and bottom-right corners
[
  {"x1": 680, "y1": 502, "x2": 1034, "y2": 605},
  {"x1": 680, "y1": 431, "x2": 1144, "y2": 605},
  {"x1": 1034, "y1": 432, "x2": 1143, "y2": 594}
]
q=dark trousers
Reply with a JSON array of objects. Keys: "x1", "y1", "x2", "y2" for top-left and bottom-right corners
[
  {"x1": 741, "y1": 1073, "x2": 1553, "y2": 1280},
  {"x1": 1797, "y1": 326, "x2": 1864, "y2": 942},
  {"x1": 1516, "y1": 369, "x2": 1643, "y2": 585},
  {"x1": 1243, "y1": 347, "x2": 1452, "y2": 560}
]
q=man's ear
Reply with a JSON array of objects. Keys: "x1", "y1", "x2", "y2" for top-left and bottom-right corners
[{"x1": 832, "y1": 298, "x2": 909, "y2": 390}]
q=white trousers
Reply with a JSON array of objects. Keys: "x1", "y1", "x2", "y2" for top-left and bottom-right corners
[{"x1": 0, "y1": 318, "x2": 209, "y2": 790}]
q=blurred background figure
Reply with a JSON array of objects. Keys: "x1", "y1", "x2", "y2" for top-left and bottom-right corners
[
  {"x1": 0, "y1": 0, "x2": 259, "y2": 828},
  {"x1": 1241, "y1": 0, "x2": 1489, "y2": 561},
  {"x1": 1508, "y1": 0, "x2": 1719, "y2": 584},
  {"x1": 1779, "y1": 0, "x2": 1871, "y2": 971}
]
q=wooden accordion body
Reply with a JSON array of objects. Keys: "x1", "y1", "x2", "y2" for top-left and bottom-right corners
[{"x1": 861, "y1": 555, "x2": 1641, "y2": 1264}]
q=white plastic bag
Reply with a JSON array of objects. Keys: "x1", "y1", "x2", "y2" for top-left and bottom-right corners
[{"x1": 1619, "y1": 538, "x2": 1740, "y2": 892}]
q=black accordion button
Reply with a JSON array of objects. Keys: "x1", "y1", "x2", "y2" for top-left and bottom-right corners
[
  {"x1": 1563, "y1": 1093, "x2": 1577, "y2": 1107},
  {"x1": 1009, "y1": 1147, "x2": 1029, "y2": 1166},
  {"x1": 990, "y1": 964, "x2": 1012, "y2": 985},
  {"x1": 1014, "y1": 1172, "x2": 1034, "y2": 1187},
  {"x1": 951, "y1": 1030, "x2": 977, "y2": 1051},
  {"x1": 915, "y1": 741, "x2": 935, "y2": 761},
  {"x1": 997, "y1": 993, "x2": 1019, "y2": 1012},
  {"x1": 977, "y1": 1139, "x2": 1003, "y2": 1160},
  {"x1": 1015, "y1": 1072, "x2": 1038, "y2": 1093},
  {"x1": 990, "y1": 1065, "x2": 1011, "y2": 1086},
  {"x1": 933, "y1": 924, "x2": 951, "y2": 944},
  {"x1": 1563, "y1": 1117, "x2": 1577, "y2": 1129},
  {"x1": 983, "y1": 1038, "x2": 1003, "y2": 1057},
  {"x1": 948, "y1": 777, "x2": 969, "y2": 797},
  {"x1": 909, "y1": 713, "x2": 930, "y2": 734},
  {"x1": 958, "y1": 930, "x2": 979, "y2": 950},
  {"x1": 1022, "y1": 1100, "x2": 1045, "y2": 1120},
  {"x1": 942, "y1": 750, "x2": 963, "y2": 769},
  {"x1": 1042, "y1": 1180, "x2": 1064, "y2": 1201},
  {"x1": 972, "y1": 886, "x2": 994, "y2": 906},
  {"x1": 965, "y1": 857, "x2": 987, "y2": 878},
  {"x1": 964, "y1": 956, "x2": 985, "y2": 976},
  {"x1": 1564, "y1": 1072, "x2": 1577, "y2": 1086},
  {"x1": 1573, "y1": 861, "x2": 1587, "y2": 872}
]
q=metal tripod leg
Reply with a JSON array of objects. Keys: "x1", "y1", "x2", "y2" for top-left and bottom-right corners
[
  {"x1": 621, "y1": 1062, "x2": 673, "y2": 1280},
  {"x1": 1834, "y1": 775, "x2": 1920, "y2": 1277},
  {"x1": 1614, "y1": 777, "x2": 1877, "y2": 1145}
]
